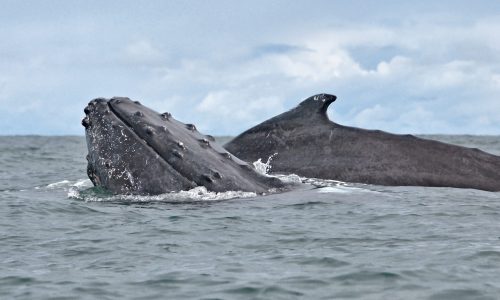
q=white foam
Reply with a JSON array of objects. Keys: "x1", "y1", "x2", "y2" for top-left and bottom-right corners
[
  {"x1": 46, "y1": 180, "x2": 72, "y2": 188},
  {"x1": 67, "y1": 186, "x2": 257, "y2": 202},
  {"x1": 46, "y1": 179, "x2": 93, "y2": 189},
  {"x1": 302, "y1": 177, "x2": 349, "y2": 187},
  {"x1": 251, "y1": 153, "x2": 371, "y2": 194},
  {"x1": 67, "y1": 188, "x2": 80, "y2": 199},
  {"x1": 303, "y1": 177, "x2": 379, "y2": 194},
  {"x1": 316, "y1": 186, "x2": 353, "y2": 194},
  {"x1": 72, "y1": 179, "x2": 92, "y2": 187},
  {"x1": 274, "y1": 173, "x2": 302, "y2": 184}
]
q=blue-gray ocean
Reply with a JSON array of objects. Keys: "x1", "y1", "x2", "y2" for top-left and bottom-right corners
[{"x1": 1, "y1": 135, "x2": 500, "y2": 300}]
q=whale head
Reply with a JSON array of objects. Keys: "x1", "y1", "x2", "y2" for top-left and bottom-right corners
[{"x1": 82, "y1": 97, "x2": 284, "y2": 195}]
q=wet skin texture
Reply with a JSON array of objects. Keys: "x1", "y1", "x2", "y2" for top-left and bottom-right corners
[
  {"x1": 225, "y1": 94, "x2": 500, "y2": 192},
  {"x1": 82, "y1": 97, "x2": 285, "y2": 195}
]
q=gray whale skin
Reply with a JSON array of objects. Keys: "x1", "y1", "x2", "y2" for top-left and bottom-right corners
[
  {"x1": 225, "y1": 94, "x2": 500, "y2": 192},
  {"x1": 82, "y1": 97, "x2": 285, "y2": 195}
]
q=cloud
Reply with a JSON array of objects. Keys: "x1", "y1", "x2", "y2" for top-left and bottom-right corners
[
  {"x1": 195, "y1": 90, "x2": 285, "y2": 132},
  {"x1": 1, "y1": 1, "x2": 500, "y2": 135},
  {"x1": 123, "y1": 40, "x2": 165, "y2": 65},
  {"x1": 251, "y1": 44, "x2": 310, "y2": 58},
  {"x1": 132, "y1": 19, "x2": 500, "y2": 135}
]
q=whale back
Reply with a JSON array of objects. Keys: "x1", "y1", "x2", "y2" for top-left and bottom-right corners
[{"x1": 224, "y1": 94, "x2": 500, "y2": 191}]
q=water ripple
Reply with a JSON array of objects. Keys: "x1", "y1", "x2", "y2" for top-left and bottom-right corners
[{"x1": 3, "y1": 136, "x2": 500, "y2": 299}]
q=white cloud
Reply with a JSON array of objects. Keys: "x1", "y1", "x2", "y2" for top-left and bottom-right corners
[
  {"x1": 195, "y1": 90, "x2": 285, "y2": 132},
  {"x1": 374, "y1": 56, "x2": 413, "y2": 77},
  {"x1": 352, "y1": 104, "x2": 392, "y2": 127},
  {"x1": 123, "y1": 40, "x2": 165, "y2": 65},
  {"x1": 492, "y1": 74, "x2": 500, "y2": 88},
  {"x1": 268, "y1": 48, "x2": 365, "y2": 81}
]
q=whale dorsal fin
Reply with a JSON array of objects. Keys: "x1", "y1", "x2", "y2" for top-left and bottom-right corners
[
  {"x1": 246, "y1": 93, "x2": 338, "y2": 130},
  {"x1": 291, "y1": 93, "x2": 337, "y2": 119}
]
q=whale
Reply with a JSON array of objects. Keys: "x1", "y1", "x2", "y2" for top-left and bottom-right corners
[
  {"x1": 82, "y1": 97, "x2": 285, "y2": 195},
  {"x1": 224, "y1": 94, "x2": 500, "y2": 192}
]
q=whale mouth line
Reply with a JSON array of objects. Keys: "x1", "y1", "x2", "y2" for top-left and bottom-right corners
[{"x1": 106, "y1": 101, "x2": 195, "y2": 185}]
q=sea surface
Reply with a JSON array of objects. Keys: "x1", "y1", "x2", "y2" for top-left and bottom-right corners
[{"x1": 1, "y1": 135, "x2": 500, "y2": 300}]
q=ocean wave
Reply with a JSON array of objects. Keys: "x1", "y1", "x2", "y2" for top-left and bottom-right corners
[{"x1": 44, "y1": 179, "x2": 93, "y2": 189}]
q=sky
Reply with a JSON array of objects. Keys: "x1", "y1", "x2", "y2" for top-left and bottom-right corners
[{"x1": 1, "y1": 0, "x2": 500, "y2": 135}]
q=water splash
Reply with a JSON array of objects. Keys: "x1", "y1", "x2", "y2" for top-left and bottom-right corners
[{"x1": 253, "y1": 153, "x2": 278, "y2": 175}]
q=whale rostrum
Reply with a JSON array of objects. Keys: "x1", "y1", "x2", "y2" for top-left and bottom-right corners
[
  {"x1": 224, "y1": 93, "x2": 500, "y2": 192},
  {"x1": 83, "y1": 97, "x2": 286, "y2": 195}
]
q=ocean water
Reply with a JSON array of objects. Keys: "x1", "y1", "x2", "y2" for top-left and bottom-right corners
[{"x1": 1, "y1": 135, "x2": 500, "y2": 300}]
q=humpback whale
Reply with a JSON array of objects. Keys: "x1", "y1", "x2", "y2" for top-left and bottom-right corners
[
  {"x1": 82, "y1": 97, "x2": 285, "y2": 195},
  {"x1": 225, "y1": 94, "x2": 500, "y2": 192}
]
